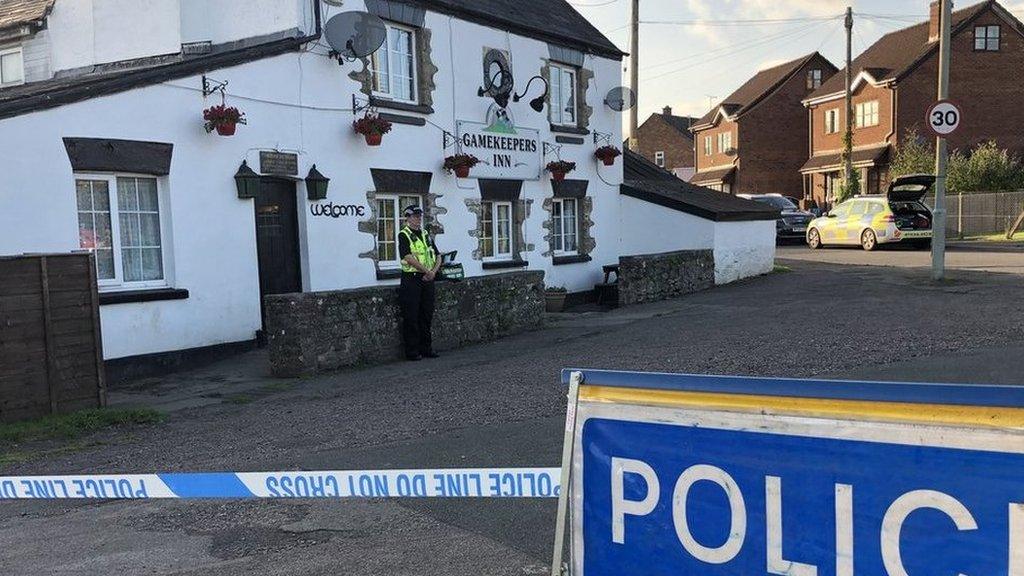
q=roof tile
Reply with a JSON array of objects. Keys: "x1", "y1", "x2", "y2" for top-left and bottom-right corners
[{"x1": 0, "y1": 0, "x2": 53, "y2": 31}]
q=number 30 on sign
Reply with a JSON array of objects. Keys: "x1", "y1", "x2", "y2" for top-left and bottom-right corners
[{"x1": 927, "y1": 100, "x2": 962, "y2": 137}]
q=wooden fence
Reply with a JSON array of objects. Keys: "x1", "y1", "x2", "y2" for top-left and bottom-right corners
[
  {"x1": 924, "y1": 190, "x2": 1024, "y2": 238},
  {"x1": 0, "y1": 253, "x2": 106, "y2": 423}
]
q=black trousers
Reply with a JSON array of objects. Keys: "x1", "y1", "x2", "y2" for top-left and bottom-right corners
[{"x1": 399, "y1": 273, "x2": 435, "y2": 357}]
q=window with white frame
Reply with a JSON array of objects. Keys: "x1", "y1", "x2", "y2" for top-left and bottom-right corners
[
  {"x1": 76, "y1": 175, "x2": 166, "y2": 288},
  {"x1": 549, "y1": 63, "x2": 578, "y2": 126},
  {"x1": 0, "y1": 47, "x2": 24, "y2": 87},
  {"x1": 551, "y1": 198, "x2": 579, "y2": 255},
  {"x1": 480, "y1": 201, "x2": 513, "y2": 260},
  {"x1": 807, "y1": 69, "x2": 822, "y2": 89},
  {"x1": 370, "y1": 23, "x2": 417, "y2": 103},
  {"x1": 704, "y1": 136, "x2": 713, "y2": 156},
  {"x1": 375, "y1": 194, "x2": 422, "y2": 266},
  {"x1": 825, "y1": 108, "x2": 840, "y2": 134},
  {"x1": 855, "y1": 101, "x2": 879, "y2": 128},
  {"x1": 654, "y1": 151, "x2": 665, "y2": 167},
  {"x1": 717, "y1": 132, "x2": 732, "y2": 153},
  {"x1": 974, "y1": 25, "x2": 1000, "y2": 51}
]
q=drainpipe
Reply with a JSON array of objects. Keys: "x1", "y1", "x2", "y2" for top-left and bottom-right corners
[{"x1": 302, "y1": 0, "x2": 323, "y2": 43}]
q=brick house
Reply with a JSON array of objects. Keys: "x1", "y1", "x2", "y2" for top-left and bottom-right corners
[
  {"x1": 690, "y1": 52, "x2": 837, "y2": 198},
  {"x1": 634, "y1": 106, "x2": 699, "y2": 180},
  {"x1": 802, "y1": 0, "x2": 1024, "y2": 207}
]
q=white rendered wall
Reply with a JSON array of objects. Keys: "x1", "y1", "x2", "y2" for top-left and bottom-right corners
[
  {"x1": 618, "y1": 195, "x2": 715, "y2": 257},
  {"x1": 181, "y1": 0, "x2": 307, "y2": 44},
  {"x1": 713, "y1": 220, "x2": 776, "y2": 285},
  {"x1": 49, "y1": 0, "x2": 181, "y2": 72}
]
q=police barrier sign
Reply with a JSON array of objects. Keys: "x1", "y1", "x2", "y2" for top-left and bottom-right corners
[{"x1": 565, "y1": 370, "x2": 1024, "y2": 575}]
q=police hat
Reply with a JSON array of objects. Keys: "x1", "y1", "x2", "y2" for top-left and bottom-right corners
[{"x1": 404, "y1": 205, "x2": 424, "y2": 217}]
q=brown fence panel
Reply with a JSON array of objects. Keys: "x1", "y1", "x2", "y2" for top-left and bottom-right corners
[
  {"x1": 0, "y1": 253, "x2": 106, "y2": 423},
  {"x1": 924, "y1": 191, "x2": 1024, "y2": 238}
]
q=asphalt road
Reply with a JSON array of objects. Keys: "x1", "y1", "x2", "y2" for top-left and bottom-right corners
[
  {"x1": 777, "y1": 240, "x2": 1024, "y2": 275},
  {"x1": 3, "y1": 260, "x2": 1024, "y2": 575}
]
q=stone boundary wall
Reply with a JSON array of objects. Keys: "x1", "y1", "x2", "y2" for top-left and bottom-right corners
[
  {"x1": 618, "y1": 250, "x2": 715, "y2": 306},
  {"x1": 265, "y1": 271, "x2": 545, "y2": 377}
]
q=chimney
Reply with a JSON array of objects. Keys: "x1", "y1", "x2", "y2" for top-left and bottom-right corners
[
  {"x1": 663, "y1": 106, "x2": 673, "y2": 116},
  {"x1": 929, "y1": 1, "x2": 945, "y2": 43}
]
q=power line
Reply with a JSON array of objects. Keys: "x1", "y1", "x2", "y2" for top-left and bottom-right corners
[
  {"x1": 640, "y1": 15, "x2": 842, "y2": 27},
  {"x1": 568, "y1": 0, "x2": 620, "y2": 6}
]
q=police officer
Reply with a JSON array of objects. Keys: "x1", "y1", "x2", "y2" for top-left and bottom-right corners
[{"x1": 398, "y1": 205, "x2": 441, "y2": 361}]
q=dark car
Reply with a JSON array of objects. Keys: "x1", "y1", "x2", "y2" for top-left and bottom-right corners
[{"x1": 738, "y1": 194, "x2": 814, "y2": 242}]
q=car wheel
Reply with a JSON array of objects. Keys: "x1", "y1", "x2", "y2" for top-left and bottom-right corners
[
  {"x1": 861, "y1": 229, "x2": 878, "y2": 251},
  {"x1": 807, "y1": 228, "x2": 822, "y2": 249}
]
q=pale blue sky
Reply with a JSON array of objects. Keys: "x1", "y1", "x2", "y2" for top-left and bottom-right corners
[{"x1": 573, "y1": 0, "x2": 1024, "y2": 120}]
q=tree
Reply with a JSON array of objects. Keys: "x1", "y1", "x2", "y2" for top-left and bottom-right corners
[
  {"x1": 947, "y1": 141, "x2": 1024, "y2": 194},
  {"x1": 835, "y1": 130, "x2": 862, "y2": 203},
  {"x1": 889, "y1": 129, "x2": 934, "y2": 178}
]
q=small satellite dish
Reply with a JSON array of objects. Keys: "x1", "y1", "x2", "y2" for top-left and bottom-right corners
[
  {"x1": 605, "y1": 87, "x2": 636, "y2": 112},
  {"x1": 324, "y1": 11, "x2": 387, "y2": 60}
]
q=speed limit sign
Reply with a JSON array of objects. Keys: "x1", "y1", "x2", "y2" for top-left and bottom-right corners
[{"x1": 926, "y1": 100, "x2": 962, "y2": 137}]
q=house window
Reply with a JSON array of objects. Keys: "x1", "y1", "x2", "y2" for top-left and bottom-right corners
[
  {"x1": 549, "y1": 63, "x2": 578, "y2": 127},
  {"x1": 717, "y1": 132, "x2": 732, "y2": 153},
  {"x1": 76, "y1": 175, "x2": 166, "y2": 288},
  {"x1": 855, "y1": 101, "x2": 879, "y2": 128},
  {"x1": 551, "y1": 198, "x2": 579, "y2": 255},
  {"x1": 370, "y1": 23, "x2": 417, "y2": 103},
  {"x1": 807, "y1": 69, "x2": 822, "y2": 89},
  {"x1": 975, "y1": 25, "x2": 1000, "y2": 51},
  {"x1": 704, "y1": 136, "x2": 713, "y2": 156},
  {"x1": 654, "y1": 151, "x2": 665, "y2": 167},
  {"x1": 0, "y1": 47, "x2": 24, "y2": 87},
  {"x1": 375, "y1": 194, "x2": 422, "y2": 266},
  {"x1": 480, "y1": 201, "x2": 513, "y2": 260},
  {"x1": 825, "y1": 108, "x2": 840, "y2": 134}
]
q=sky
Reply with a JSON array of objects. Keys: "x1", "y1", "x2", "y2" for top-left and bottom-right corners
[{"x1": 572, "y1": 0, "x2": 1024, "y2": 122}]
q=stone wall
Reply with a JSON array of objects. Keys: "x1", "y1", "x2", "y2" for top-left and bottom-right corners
[
  {"x1": 265, "y1": 271, "x2": 545, "y2": 377},
  {"x1": 617, "y1": 250, "x2": 715, "y2": 306}
]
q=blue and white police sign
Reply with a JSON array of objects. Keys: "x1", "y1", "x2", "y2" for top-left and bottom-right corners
[{"x1": 564, "y1": 370, "x2": 1024, "y2": 575}]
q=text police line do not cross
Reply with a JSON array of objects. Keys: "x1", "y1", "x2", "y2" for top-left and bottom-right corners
[{"x1": 611, "y1": 458, "x2": 1024, "y2": 575}]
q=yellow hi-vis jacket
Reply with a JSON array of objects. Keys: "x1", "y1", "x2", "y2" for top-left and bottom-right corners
[{"x1": 399, "y1": 226, "x2": 437, "y2": 273}]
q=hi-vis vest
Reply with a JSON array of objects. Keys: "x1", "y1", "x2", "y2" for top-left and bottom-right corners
[{"x1": 400, "y1": 226, "x2": 437, "y2": 273}]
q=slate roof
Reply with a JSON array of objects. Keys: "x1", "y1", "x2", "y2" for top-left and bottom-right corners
[
  {"x1": 661, "y1": 114, "x2": 699, "y2": 136},
  {"x1": 800, "y1": 144, "x2": 890, "y2": 173},
  {"x1": 810, "y1": 0, "x2": 1009, "y2": 99},
  {"x1": 690, "y1": 165, "x2": 737, "y2": 185},
  {"x1": 0, "y1": 0, "x2": 53, "y2": 32},
  {"x1": 693, "y1": 52, "x2": 833, "y2": 128},
  {"x1": 621, "y1": 150, "x2": 778, "y2": 222}
]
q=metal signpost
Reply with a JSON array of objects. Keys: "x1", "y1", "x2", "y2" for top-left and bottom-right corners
[
  {"x1": 930, "y1": 0, "x2": 955, "y2": 280},
  {"x1": 553, "y1": 369, "x2": 1024, "y2": 575}
]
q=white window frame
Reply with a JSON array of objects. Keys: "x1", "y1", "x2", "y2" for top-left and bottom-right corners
[
  {"x1": 551, "y1": 197, "x2": 580, "y2": 256},
  {"x1": 824, "y1": 108, "x2": 840, "y2": 134},
  {"x1": 654, "y1": 151, "x2": 665, "y2": 167},
  {"x1": 704, "y1": 136, "x2": 713, "y2": 156},
  {"x1": 375, "y1": 193, "x2": 423, "y2": 268},
  {"x1": 717, "y1": 132, "x2": 732, "y2": 153},
  {"x1": 75, "y1": 173, "x2": 169, "y2": 291},
  {"x1": 807, "y1": 69, "x2": 822, "y2": 89},
  {"x1": 549, "y1": 63, "x2": 579, "y2": 127},
  {"x1": 370, "y1": 22, "x2": 418, "y2": 104},
  {"x1": 855, "y1": 101, "x2": 879, "y2": 128},
  {"x1": 0, "y1": 46, "x2": 25, "y2": 87},
  {"x1": 480, "y1": 200, "x2": 514, "y2": 261},
  {"x1": 974, "y1": 25, "x2": 1000, "y2": 51}
]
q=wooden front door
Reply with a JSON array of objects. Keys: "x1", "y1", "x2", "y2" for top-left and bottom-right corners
[{"x1": 254, "y1": 179, "x2": 302, "y2": 316}]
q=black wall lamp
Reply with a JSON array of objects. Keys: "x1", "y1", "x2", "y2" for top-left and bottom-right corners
[
  {"x1": 305, "y1": 164, "x2": 330, "y2": 201},
  {"x1": 513, "y1": 75, "x2": 549, "y2": 113},
  {"x1": 234, "y1": 160, "x2": 260, "y2": 199}
]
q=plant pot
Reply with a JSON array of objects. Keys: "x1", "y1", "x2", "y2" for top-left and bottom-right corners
[
  {"x1": 364, "y1": 132, "x2": 383, "y2": 146},
  {"x1": 600, "y1": 156, "x2": 616, "y2": 166},
  {"x1": 545, "y1": 292, "x2": 567, "y2": 313},
  {"x1": 551, "y1": 171, "x2": 566, "y2": 182},
  {"x1": 454, "y1": 165, "x2": 471, "y2": 178},
  {"x1": 215, "y1": 122, "x2": 237, "y2": 136}
]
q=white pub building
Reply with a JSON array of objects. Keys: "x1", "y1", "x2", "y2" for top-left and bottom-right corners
[{"x1": 0, "y1": 0, "x2": 776, "y2": 373}]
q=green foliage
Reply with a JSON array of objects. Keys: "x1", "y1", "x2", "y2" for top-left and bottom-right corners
[
  {"x1": 890, "y1": 130, "x2": 1024, "y2": 193},
  {"x1": 890, "y1": 129, "x2": 935, "y2": 178}
]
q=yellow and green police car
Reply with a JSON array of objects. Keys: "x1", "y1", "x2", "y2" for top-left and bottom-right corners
[{"x1": 807, "y1": 174, "x2": 935, "y2": 251}]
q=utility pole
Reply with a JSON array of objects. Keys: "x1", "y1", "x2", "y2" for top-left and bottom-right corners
[
  {"x1": 843, "y1": 6, "x2": 854, "y2": 196},
  {"x1": 628, "y1": 0, "x2": 639, "y2": 150},
  {"x1": 932, "y1": 0, "x2": 952, "y2": 280}
]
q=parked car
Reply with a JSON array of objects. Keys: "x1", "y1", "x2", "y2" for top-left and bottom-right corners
[
  {"x1": 738, "y1": 194, "x2": 814, "y2": 242},
  {"x1": 806, "y1": 174, "x2": 935, "y2": 251}
]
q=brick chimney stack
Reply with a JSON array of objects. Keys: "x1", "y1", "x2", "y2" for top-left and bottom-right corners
[
  {"x1": 663, "y1": 106, "x2": 673, "y2": 116},
  {"x1": 929, "y1": 1, "x2": 948, "y2": 43}
]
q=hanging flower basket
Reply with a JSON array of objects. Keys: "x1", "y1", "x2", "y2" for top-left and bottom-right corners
[
  {"x1": 443, "y1": 153, "x2": 480, "y2": 178},
  {"x1": 595, "y1": 145, "x2": 622, "y2": 166},
  {"x1": 546, "y1": 160, "x2": 577, "y2": 182},
  {"x1": 203, "y1": 105, "x2": 247, "y2": 136},
  {"x1": 352, "y1": 113, "x2": 392, "y2": 146}
]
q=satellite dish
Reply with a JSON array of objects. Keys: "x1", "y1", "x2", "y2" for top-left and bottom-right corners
[
  {"x1": 324, "y1": 12, "x2": 387, "y2": 60},
  {"x1": 605, "y1": 87, "x2": 636, "y2": 112}
]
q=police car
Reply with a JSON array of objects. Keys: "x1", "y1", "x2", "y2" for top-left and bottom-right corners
[{"x1": 807, "y1": 174, "x2": 935, "y2": 251}]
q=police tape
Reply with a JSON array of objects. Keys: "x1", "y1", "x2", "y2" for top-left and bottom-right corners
[{"x1": 0, "y1": 468, "x2": 562, "y2": 500}]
